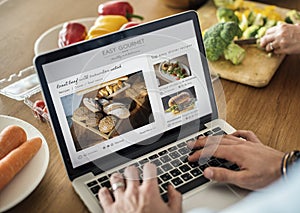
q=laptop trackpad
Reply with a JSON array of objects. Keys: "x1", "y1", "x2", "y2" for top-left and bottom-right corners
[{"x1": 182, "y1": 183, "x2": 245, "y2": 213}]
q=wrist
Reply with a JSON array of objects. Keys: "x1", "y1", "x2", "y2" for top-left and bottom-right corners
[{"x1": 281, "y1": 150, "x2": 300, "y2": 179}]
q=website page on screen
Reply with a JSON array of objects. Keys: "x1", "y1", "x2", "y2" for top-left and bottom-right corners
[{"x1": 42, "y1": 20, "x2": 212, "y2": 168}]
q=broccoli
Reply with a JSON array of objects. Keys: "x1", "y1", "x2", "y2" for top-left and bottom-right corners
[
  {"x1": 223, "y1": 42, "x2": 245, "y2": 65},
  {"x1": 203, "y1": 22, "x2": 244, "y2": 64},
  {"x1": 217, "y1": 7, "x2": 239, "y2": 23}
]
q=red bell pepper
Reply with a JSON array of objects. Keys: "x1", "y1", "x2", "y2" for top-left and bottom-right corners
[
  {"x1": 119, "y1": 21, "x2": 140, "y2": 30},
  {"x1": 58, "y1": 22, "x2": 87, "y2": 48},
  {"x1": 98, "y1": 1, "x2": 143, "y2": 21}
]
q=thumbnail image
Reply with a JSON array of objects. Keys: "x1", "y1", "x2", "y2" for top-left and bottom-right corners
[
  {"x1": 154, "y1": 54, "x2": 191, "y2": 87},
  {"x1": 61, "y1": 71, "x2": 154, "y2": 151},
  {"x1": 162, "y1": 87, "x2": 197, "y2": 115}
]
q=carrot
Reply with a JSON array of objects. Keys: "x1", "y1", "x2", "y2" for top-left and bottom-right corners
[
  {"x1": 0, "y1": 137, "x2": 42, "y2": 191},
  {"x1": 0, "y1": 125, "x2": 27, "y2": 159}
]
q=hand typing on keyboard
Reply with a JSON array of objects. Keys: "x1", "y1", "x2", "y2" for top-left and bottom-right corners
[
  {"x1": 98, "y1": 130, "x2": 286, "y2": 212},
  {"x1": 187, "y1": 130, "x2": 285, "y2": 190},
  {"x1": 98, "y1": 163, "x2": 182, "y2": 213}
]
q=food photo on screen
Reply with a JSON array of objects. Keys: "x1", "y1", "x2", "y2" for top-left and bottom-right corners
[
  {"x1": 60, "y1": 70, "x2": 154, "y2": 151},
  {"x1": 153, "y1": 54, "x2": 191, "y2": 87}
]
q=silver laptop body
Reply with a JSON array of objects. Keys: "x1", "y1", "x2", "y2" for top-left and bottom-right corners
[{"x1": 35, "y1": 11, "x2": 248, "y2": 213}]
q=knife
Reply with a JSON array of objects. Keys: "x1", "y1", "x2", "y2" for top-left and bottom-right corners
[{"x1": 234, "y1": 38, "x2": 258, "y2": 45}]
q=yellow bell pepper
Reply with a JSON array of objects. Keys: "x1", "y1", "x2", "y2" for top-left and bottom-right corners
[{"x1": 86, "y1": 15, "x2": 128, "y2": 40}]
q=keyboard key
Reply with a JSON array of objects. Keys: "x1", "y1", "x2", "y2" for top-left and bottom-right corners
[
  {"x1": 208, "y1": 159, "x2": 221, "y2": 167},
  {"x1": 98, "y1": 175, "x2": 108, "y2": 183},
  {"x1": 160, "y1": 173, "x2": 172, "y2": 182},
  {"x1": 161, "y1": 182, "x2": 170, "y2": 191},
  {"x1": 149, "y1": 154, "x2": 159, "y2": 160},
  {"x1": 212, "y1": 127, "x2": 221, "y2": 132},
  {"x1": 158, "y1": 150, "x2": 168, "y2": 156},
  {"x1": 170, "y1": 159, "x2": 182, "y2": 167},
  {"x1": 180, "y1": 156, "x2": 188, "y2": 163},
  {"x1": 90, "y1": 185, "x2": 100, "y2": 194},
  {"x1": 161, "y1": 163, "x2": 173, "y2": 172},
  {"x1": 204, "y1": 130, "x2": 214, "y2": 136},
  {"x1": 87, "y1": 180, "x2": 97, "y2": 187},
  {"x1": 176, "y1": 175, "x2": 210, "y2": 194},
  {"x1": 160, "y1": 155, "x2": 172, "y2": 163},
  {"x1": 188, "y1": 161, "x2": 199, "y2": 168},
  {"x1": 169, "y1": 151, "x2": 181, "y2": 159},
  {"x1": 171, "y1": 177, "x2": 183, "y2": 186},
  {"x1": 170, "y1": 168, "x2": 181, "y2": 177},
  {"x1": 190, "y1": 168, "x2": 202, "y2": 177},
  {"x1": 101, "y1": 181, "x2": 111, "y2": 188},
  {"x1": 177, "y1": 142, "x2": 186, "y2": 148},
  {"x1": 199, "y1": 164, "x2": 209, "y2": 171},
  {"x1": 168, "y1": 146, "x2": 177, "y2": 152},
  {"x1": 213, "y1": 131, "x2": 227, "y2": 136},
  {"x1": 157, "y1": 167, "x2": 164, "y2": 175},
  {"x1": 139, "y1": 158, "x2": 149, "y2": 165},
  {"x1": 181, "y1": 173, "x2": 193, "y2": 181},
  {"x1": 178, "y1": 147, "x2": 190, "y2": 155},
  {"x1": 152, "y1": 159, "x2": 163, "y2": 167},
  {"x1": 179, "y1": 164, "x2": 191, "y2": 173},
  {"x1": 186, "y1": 138, "x2": 195, "y2": 143}
]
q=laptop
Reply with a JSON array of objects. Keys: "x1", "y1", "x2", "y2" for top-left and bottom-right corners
[{"x1": 34, "y1": 11, "x2": 248, "y2": 213}]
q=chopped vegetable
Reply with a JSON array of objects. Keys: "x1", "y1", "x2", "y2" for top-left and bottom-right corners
[
  {"x1": 243, "y1": 25, "x2": 260, "y2": 38},
  {"x1": 285, "y1": 10, "x2": 300, "y2": 24}
]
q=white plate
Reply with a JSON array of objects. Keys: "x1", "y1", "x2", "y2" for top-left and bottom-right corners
[
  {"x1": 34, "y1": 17, "x2": 96, "y2": 55},
  {"x1": 0, "y1": 115, "x2": 49, "y2": 212}
]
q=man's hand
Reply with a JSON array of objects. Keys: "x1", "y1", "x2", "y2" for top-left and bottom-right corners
[
  {"x1": 98, "y1": 163, "x2": 182, "y2": 213},
  {"x1": 188, "y1": 130, "x2": 284, "y2": 190},
  {"x1": 260, "y1": 23, "x2": 300, "y2": 55}
]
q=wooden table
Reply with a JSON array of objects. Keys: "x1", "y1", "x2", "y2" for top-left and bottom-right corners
[{"x1": 0, "y1": 0, "x2": 299, "y2": 212}]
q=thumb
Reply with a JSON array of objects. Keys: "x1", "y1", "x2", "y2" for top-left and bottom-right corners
[
  {"x1": 167, "y1": 184, "x2": 182, "y2": 213},
  {"x1": 203, "y1": 167, "x2": 240, "y2": 184}
]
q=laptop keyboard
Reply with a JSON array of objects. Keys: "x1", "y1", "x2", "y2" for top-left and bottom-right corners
[{"x1": 85, "y1": 127, "x2": 239, "y2": 202}]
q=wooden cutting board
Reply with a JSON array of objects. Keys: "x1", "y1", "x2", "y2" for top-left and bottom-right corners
[{"x1": 197, "y1": 0, "x2": 290, "y2": 87}]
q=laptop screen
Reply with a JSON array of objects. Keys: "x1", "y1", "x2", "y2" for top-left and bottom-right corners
[{"x1": 35, "y1": 11, "x2": 218, "y2": 180}]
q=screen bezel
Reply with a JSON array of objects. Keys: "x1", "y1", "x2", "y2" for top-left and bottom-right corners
[{"x1": 34, "y1": 10, "x2": 218, "y2": 181}]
